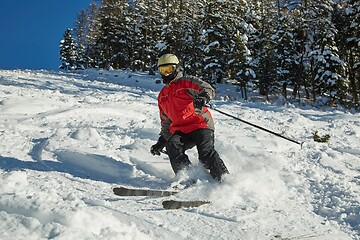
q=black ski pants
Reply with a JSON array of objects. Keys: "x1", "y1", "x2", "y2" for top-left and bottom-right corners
[{"x1": 166, "y1": 128, "x2": 228, "y2": 181}]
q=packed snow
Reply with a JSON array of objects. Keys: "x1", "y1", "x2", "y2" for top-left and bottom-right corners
[{"x1": 0, "y1": 69, "x2": 359, "y2": 240}]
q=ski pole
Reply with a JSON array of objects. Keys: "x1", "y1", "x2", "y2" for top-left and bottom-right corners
[{"x1": 208, "y1": 105, "x2": 304, "y2": 148}]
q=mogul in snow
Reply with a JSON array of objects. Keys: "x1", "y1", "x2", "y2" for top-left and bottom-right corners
[{"x1": 150, "y1": 53, "x2": 229, "y2": 181}]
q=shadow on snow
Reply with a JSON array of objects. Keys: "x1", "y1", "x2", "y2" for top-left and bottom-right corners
[{"x1": 0, "y1": 151, "x2": 166, "y2": 189}]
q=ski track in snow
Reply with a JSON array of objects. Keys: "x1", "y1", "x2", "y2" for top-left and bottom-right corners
[{"x1": 0, "y1": 69, "x2": 359, "y2": 240}]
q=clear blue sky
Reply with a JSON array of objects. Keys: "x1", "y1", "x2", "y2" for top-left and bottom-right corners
[{"x1": 0, "y1": 1, "x2": 97, "y2": 70}]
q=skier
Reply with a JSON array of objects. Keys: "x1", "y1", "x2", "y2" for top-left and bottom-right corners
[{"x1": 150, "y1": 53, "x2": 229, "y2": 181}]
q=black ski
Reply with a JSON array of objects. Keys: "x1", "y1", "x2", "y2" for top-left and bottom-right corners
[
  {"x1": 113, "y1": 186, "x2": 178, "y2": 197},
  {"x1": 162, "y1": 200, "x2": 210, "y2": 209}
]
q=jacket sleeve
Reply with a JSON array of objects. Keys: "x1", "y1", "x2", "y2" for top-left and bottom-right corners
[
  {"x1": 159, "y1": 106, "x2": 172, "y2": 140},
  {"x1": 185, "y1": 76, "x2": 215, "y2": 101},
  {"x1": 199, "y1": 79, "x2": 215, "y2": 101}
]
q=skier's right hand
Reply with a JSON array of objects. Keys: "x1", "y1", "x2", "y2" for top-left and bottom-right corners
[
  {"x1": 150, "y1": 136, "x2": 166, "y2": 156},
  {"x1": 150, "y1": 144, "x2": 162, "y2": 155}
]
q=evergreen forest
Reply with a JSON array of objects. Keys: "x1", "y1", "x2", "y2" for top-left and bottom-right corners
[{"x1": 59, "y1": 0, "x2": 359, "y2": 109}]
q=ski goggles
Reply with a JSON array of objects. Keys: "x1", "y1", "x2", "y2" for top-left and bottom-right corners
[{"x1": 159, "y1": 65, "x2": 175, "y2": 76}]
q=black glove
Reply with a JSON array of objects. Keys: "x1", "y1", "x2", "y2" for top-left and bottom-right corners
[
  {"x1": 150, "y1": 136, "x2": 167, "y2": 156},
  {"x1": 194, "y1": 97, "x2": 207, "y2": 109}
]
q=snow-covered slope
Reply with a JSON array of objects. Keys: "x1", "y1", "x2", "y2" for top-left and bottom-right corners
[{"x1": 0, "y1": 69, "x2": 359, "y2": 240}]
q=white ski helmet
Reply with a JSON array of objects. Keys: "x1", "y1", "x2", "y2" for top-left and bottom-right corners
[{"x1": 157, "y1": 54, "x2": 179, "y2": 67}]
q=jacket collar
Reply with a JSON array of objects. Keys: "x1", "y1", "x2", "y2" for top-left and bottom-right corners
[{"x1": 165, "y1": 71, "x2": 183, "y2": 86}]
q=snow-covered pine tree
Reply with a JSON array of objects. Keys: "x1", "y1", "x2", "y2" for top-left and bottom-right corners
[
  {"x1": 94, "y1": 0, "x2": 126, "y2": 69},
  {"x1": 272, "y1": 8, "x2": 307, "y2": 101},
  {"x1": 156, "y1": 0, "x2": 179, "y2": 55},
  {"x1": 201, "y1": 0, "x2": 228, "y2": 84},
  {"x1": 115, "y1": 1, "x2": 137, "y2": 70},
  {"x1": 233, "y1": 31, "x2": 255, "y2": 100},
  {"x1": 334, "y1": 0, "x2": 360, "y2": 108},
  {"x1": 84, "y1": 3, "x2": 100, "y2": 68},
  {"x1": 134, "y1": 0, "x2": 161, "y2": 74},
  {"x1": 174, "y1": 0, "x2": 204, "y2": 76},
  {"x1": 73, "y1": 10, "x2": 89, "y2": 70},
  {"x1": 289, "y1": 8, "x2": 311, "y2": 101},
  {"x1": 344, "y1": 0, "x2": 360, "y2": 108},
  {"x1": 247, "y1": 0, "x2": 279, "y2": 100},
  {"x1": 222, "y1": 0, "x2": 248, "y2": 79},
  {"x1": 59, "y1": 28, "x2": 77, "y2": 70},
  {"x1": 307, "y1": 0, "x2": 347, "y2": 106}
]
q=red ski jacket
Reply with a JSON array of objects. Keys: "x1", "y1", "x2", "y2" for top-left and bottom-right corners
[{"x1": 158, "y1": 72, "x2": 215, "y2": 140}]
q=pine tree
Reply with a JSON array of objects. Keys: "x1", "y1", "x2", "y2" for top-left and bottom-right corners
[
  {"x1": 222, "y1": 0, "x2": 248, "y2": 79},
  {"x1": 126, "y1": 2, "x2": 142, "y2": 71},
  {"x1": 85, "y1": 3, "x2": 101, "y2": 68},
  {"x1": 272, "y1": 8, "x2": 308, "y2": 101},
  {"x1": 247, "y1": 0, "x2": 279, "y2": 100},
  {"x1": 59, "y1": 28, "x2": 77, "y2": 70},
  {"x1": 345, "y1": 0, "x2": 360, "y2": 108},
  {"x1": 73, "y1": 10, "x2": 89, "y2": 69},
  {"x1": 335, "y1": 0, "x2": 360, "y2": 108},
  {"x1": 233, "y1": 32, "x2": 256, "y2": 100},
  {"x1": 181, "y1": 0, "x2": 207, "y2": 76},
  {"x1": 135, "y1": 0, "x2": 162, "y2": 73},
  {"x1": 290, "y1": 8, "x2": 310, "y2": 101},
  {"x1": 174, "y1": 0, "x2": 201, "y2": 75},
  {"x1": 307, "y1": 0, "x2": 347, "y2": 106},
  {"x1": 95, "y1": 0, "x2": 128, "y2": 69},
  {"x1": 110, "y1": 0, "x2": 131, "y2": 69},
  {"x1": 201, "y1": 0, "x2": 228, "y2": 84},
  {"x1": 157, "y1": 0, "x2": 179, "y2": 54}
]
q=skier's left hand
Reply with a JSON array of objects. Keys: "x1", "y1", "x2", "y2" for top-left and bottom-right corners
[{"x1": 194, "y1": 97, "x2": 206, "y2": 109}]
